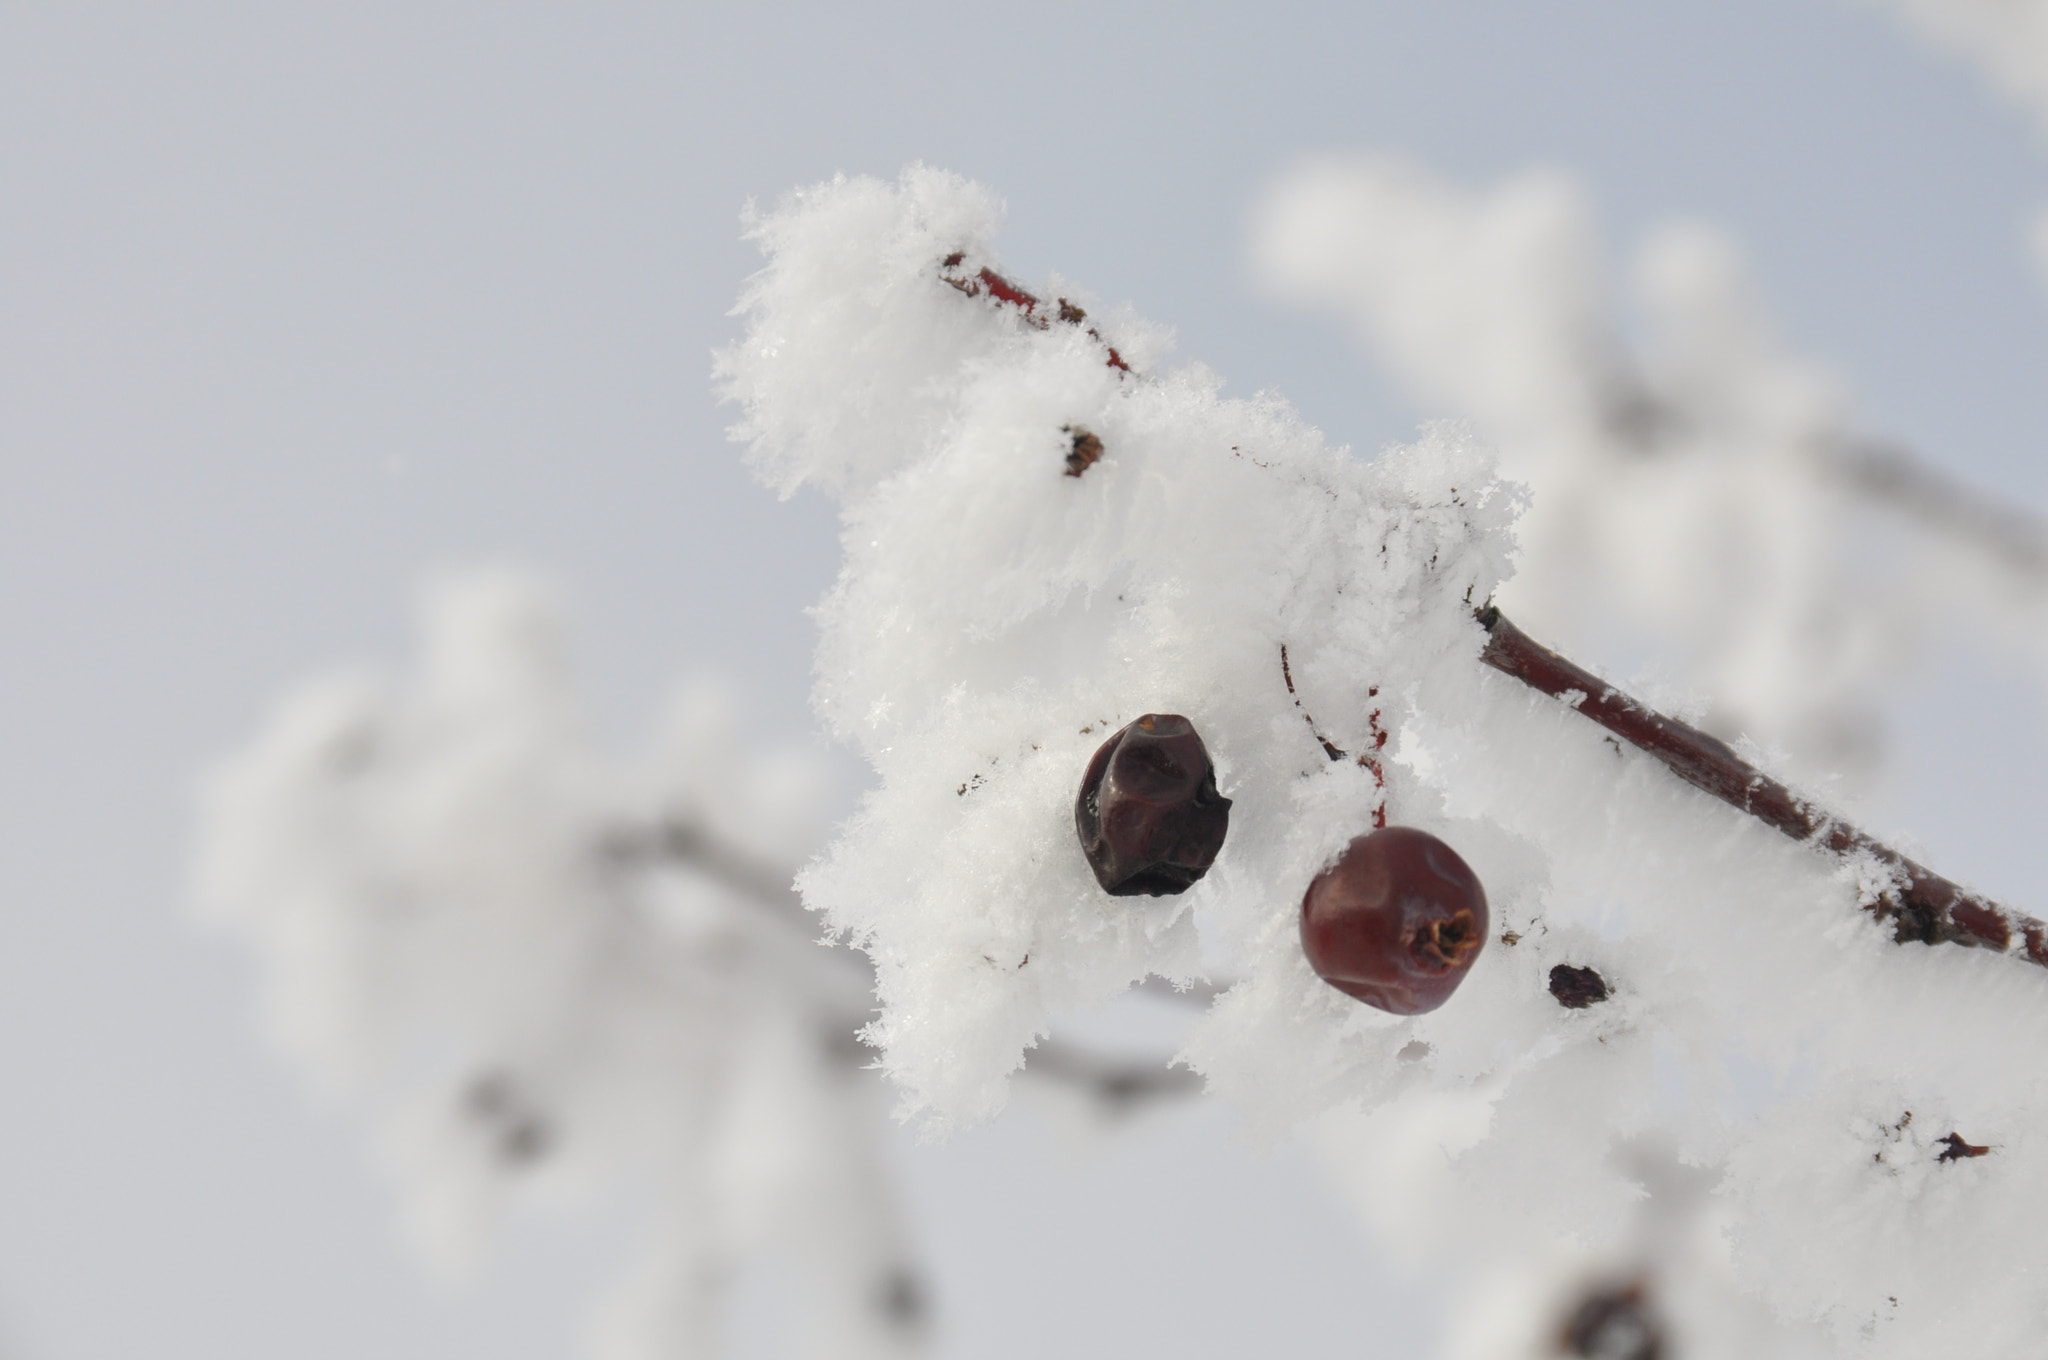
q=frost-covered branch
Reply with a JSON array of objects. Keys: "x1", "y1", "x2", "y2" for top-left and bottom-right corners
[
  {"x1": 1477, "y1": 607, "x2": 2048, "y2": 968},
  {"x1": 890, "y1": 247, "x2": 2048, "y2": 977},
  {"x1": 719, "y1": 168, "x2": 2048, "y2": 1357},
  {"x1": 1612, "y1": 387, "x2": 2048, "y2": 583}
]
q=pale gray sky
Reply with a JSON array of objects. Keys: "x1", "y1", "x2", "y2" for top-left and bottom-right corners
[{"x1": 5, "y1": 2, "x2": 2047, "y2": 1356}]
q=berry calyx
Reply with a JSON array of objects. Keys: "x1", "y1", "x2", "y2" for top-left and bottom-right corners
[
  {"x1": 1299, "y1": 826, "x2": 1488, "y2": 1014},
  {"x1": 1075, "y1": 715, "x2": 1232, "y2": 896}
]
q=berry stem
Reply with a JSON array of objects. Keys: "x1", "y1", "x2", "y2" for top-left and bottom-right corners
[
  {"x1": 1280, "y1": 643, "x2": 1349, "y2": 762},
  {"x1": 1279, "y1": 644, "x2": 1388, "y2": 825},
  {"x1": 1476, "y1": 607, "x2": 2048, "y2": 968}
]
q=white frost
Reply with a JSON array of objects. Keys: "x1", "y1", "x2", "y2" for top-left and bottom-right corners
[{"x1": 724, "y1": 166, "x2": 2048, "y2": 1355}]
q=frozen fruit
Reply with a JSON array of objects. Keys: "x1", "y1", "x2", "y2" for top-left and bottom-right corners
[
  {"x1": 1075, "y1": 715, "x2": 1231, "y2": 896},
  {"x1": 1300, "y1": 826, "x2": 1488, "y2": 1014}
]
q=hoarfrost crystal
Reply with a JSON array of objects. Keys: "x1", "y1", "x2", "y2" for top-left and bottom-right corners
[{"x1": 723, "y1": 167, "x2": 2048, "y2": 1356}]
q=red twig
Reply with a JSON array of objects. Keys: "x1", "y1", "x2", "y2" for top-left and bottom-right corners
[
  {"x1": 1280, "y1": 643, "x2": 1348, "y2": 762},
  {"x1": 940, "y1": 254, "x2": 1131, "y2": 372},
  {"x1": 1281, "y1": 645, "x2": 1388, "y2": 827},
  {"x1": 1477, "y1": 607, "x2": 2048, "y2": 969}
]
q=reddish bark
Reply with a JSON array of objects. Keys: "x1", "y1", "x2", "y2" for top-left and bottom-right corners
[
  {"x1": 1477, "y1": 607, "x2": 2048, "y2": 970},
  {"x1": 941, "y1": 256, "x2": 1131, "y2": 371}
]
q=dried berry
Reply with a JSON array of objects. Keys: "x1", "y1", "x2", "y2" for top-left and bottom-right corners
[
  {"x1": 1549, "y1": 963, "x2": 1610, "y2": 1009},
  {"x1": 1299, "y1": 826, "x2": 1488, "y2": 1014},
  {"x1": 1075, "y1": 714, "x2": 1231, "y2": 896}
]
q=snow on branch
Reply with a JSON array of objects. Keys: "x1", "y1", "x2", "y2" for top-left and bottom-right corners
[
  {"x1": 1477, "y1": 607, "x2": 2048, "y2": 967},
  {"x1": 914, "y1": 251, "x2": 2046, "y2": 970},
  {"x1": 721, "y1": 167, "x2": 2048, "y2": 1357}
]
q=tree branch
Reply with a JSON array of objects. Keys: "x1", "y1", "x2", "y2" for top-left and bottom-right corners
[
  {"x1": 943, "y1": 260, "x2": 2048, "y2": 972},
  {"x1": 1477, "y1": 607, "x2": 2048, "y2": 968}
]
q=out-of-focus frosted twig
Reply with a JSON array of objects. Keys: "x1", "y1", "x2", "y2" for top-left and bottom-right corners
[
  {"x1": 1823, "y1": 436, "x2": 2048, "y2": 579},
  {"x1": 601, "y1": 817, "x2": 814, "y2": 933},
  {"x1": 1016, "y1": 1041, "x2": 1203, "y2": 1111},
  {"x1": 608, "y1": 815, "x2": 1208, "y2": 1106},
  {"x1": 1609, "y1": 383, "x2": 2048, "y2": 582}
]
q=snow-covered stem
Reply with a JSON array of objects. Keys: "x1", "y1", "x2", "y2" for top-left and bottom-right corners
[{"x1": 1477, "y1": 606, "x2": 2048, "y2": 967}]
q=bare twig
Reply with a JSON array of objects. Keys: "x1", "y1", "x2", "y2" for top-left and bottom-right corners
[{"x1": 1478, "y1": 607, "x2": 2048, "y2": 968}]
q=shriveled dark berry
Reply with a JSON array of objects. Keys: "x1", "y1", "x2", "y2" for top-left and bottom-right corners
[
  {"x1": 1075, "y1": 714, "x2": 1231, "y2": 896},
  {"x1": 1300, "y1": 826, "x2": 1488, "y2": 1015},
  {"x1": 1549, "y1": 964, "x2": 1610, "y2": 1010}
]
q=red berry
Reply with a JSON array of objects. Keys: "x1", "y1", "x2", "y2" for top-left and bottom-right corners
[
  {"x1": 1300, "y1": 827, "x2": 1488, "y2": 1014},
  {"x1": 1075, "y1": 715, "x2": 1232, "y2": 896}
]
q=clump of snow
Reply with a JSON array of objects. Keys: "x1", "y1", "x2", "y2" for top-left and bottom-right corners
[
  {"x1": 724, "y1": 166, "x2": 2048, "y2": 1355},
  {"x1": 723, "y1": 167, "x2": 1517, "y2": 1128},
  {"x1": 194, "y1": 569, "x2": 922, "y2": 1360}
]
